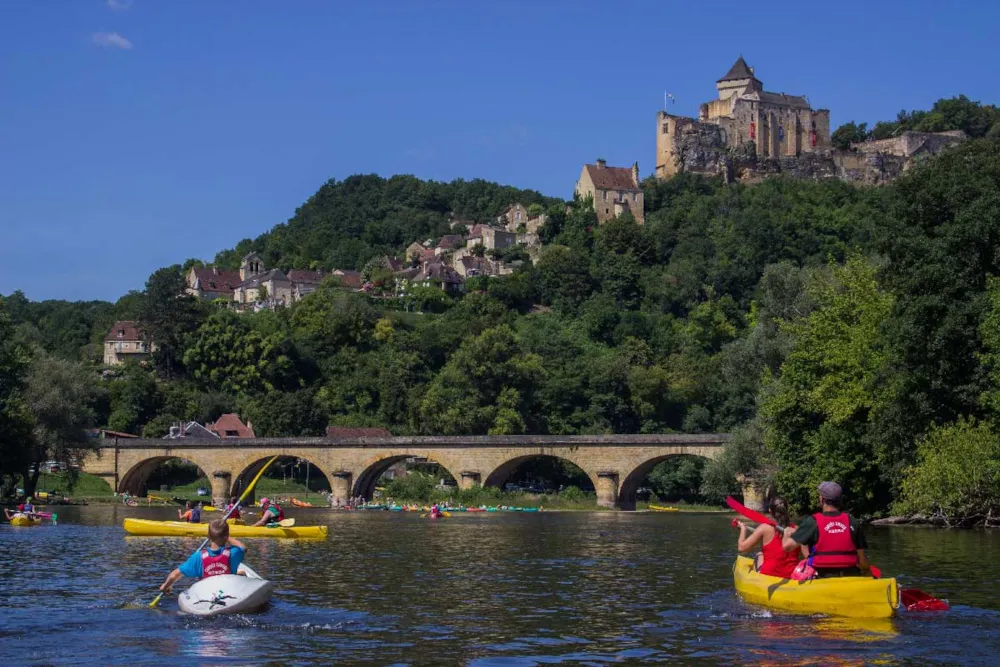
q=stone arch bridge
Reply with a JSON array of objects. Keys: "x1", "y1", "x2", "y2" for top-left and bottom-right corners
[{"x1": 79, "y1": 434, "x2": 735, "y2": 510}]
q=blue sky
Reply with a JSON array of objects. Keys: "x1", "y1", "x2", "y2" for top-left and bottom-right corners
[{"x1": 2, "y1": 0, "x2": 997, "y2": 302}]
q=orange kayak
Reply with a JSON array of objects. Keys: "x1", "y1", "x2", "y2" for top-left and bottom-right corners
[{"x1": 291, "y1": 498, "x2": 314, "y2": 508}]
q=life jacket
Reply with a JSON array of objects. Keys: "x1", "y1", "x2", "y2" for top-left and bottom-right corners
[
  {"x1": 226, "y1": 504, "x2": 241, "y2": 519},
  {"x1": 24, "y1": 503, "x2": 34, "y2": 513},
  {"x1": 810, "y1": 512, "x2": 858, "y2": 568},
  {"x1": 200, "y1": 547, "x2": 232, "y2": 578},
  {"x1": 267, "y1": 504, "x2": 284, "y2": 521},
  {"x1": 189, "y1": 507, "x2": 201, "y2": 523},
  {"x1": 758, "y1": 525, "x2": 800, "y2": 579}
]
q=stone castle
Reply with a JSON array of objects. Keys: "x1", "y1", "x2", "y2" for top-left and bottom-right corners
[{"x1": 655, "y1": 57, "x2": 965, "y2": 185}]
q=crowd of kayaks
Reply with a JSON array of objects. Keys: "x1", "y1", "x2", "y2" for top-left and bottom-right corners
[{"x1": 357, "y1": 504, "x2": 542, "y2": 513}]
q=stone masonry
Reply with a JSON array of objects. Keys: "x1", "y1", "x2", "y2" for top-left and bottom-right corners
[{"x1": 79, "y1": 434, "x2": 742, "y2": 511}]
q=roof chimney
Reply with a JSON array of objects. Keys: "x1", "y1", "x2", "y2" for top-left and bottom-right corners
[
  {"x1": 631, "y1": 162, "x2": 640, "y2": 187},
  {"x1": 596, "y1": 158, "x2": 606, "y2": 169}
]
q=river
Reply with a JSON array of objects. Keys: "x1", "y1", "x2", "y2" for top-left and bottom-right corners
[{"x1": 1, "y1": 506, "x2": 998, "y2": 665}]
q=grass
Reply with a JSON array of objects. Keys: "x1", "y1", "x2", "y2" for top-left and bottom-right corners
[
  {"x1": 167, "y1": 477, "x2": 330, "y2": 504},
  {"x1": 28, "y1": 472, "x2": 115, "y2": 499}
]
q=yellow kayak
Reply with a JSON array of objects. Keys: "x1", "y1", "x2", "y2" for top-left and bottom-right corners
[
  {"x1": 649, "y1": 504, "x2": 680, "y2": 512},
  {"x1": 733, "y1": 556, "x2": 898, "y2": 618},
  {"x1": 10, "y1": 515, "x2": 42, "y2": 527},
  {"x1": 123, "y1": 518, "x2": 327, "y2": 539}
]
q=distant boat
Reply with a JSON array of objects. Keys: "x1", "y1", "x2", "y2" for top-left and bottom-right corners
[{"x1": 648, "y1": 504, "x2": 680, "y2": 512}]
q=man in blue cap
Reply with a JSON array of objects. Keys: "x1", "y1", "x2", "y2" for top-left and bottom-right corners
[{"x1": 782, "y1": 481, "x2": 870, "y2": 577}]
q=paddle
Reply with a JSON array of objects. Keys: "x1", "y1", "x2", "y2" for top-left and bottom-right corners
[
  {"x1": 724, "y1": 496, "x2": 949, "y2": 612},
  {"x1": 148, "y1": 454, "x2": 280, "y2": 609},
  {"x1": 268, "y1": 518, "x2": 296, "y2": 528}
]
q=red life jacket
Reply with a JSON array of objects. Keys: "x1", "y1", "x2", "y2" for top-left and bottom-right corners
[
  {"x1": 200, "y1": 547, "x2": 232, "y2": 578},
  {"x1": 267, "y1": 504, "x2": 284, "y2": 521},
  {"x1": 758, "y1": 525, "x2": 800, "y2": 578},
  {"x1": 226, "y1": 504, "x2": 241, "y2": 519},
  {"x1": 811, "y1": 512, "x2": 858, "y2": 568}
]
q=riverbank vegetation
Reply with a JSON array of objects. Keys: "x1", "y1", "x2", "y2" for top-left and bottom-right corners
[{"x1": 2, "y1": 98, "x2": 1000, "y2": 523}]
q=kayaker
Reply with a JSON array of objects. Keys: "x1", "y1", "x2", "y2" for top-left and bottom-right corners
[
  {"x1": 5, "y1": 507, "x2": 27, "y2": 521},
  {"x1": 23, "y1": 498, "x2": 35, "y2": 514},
  {"x1": 735, "y1": 496, "x2": 802, "y2": 579},
  {"x1": 178, "y1": 501, "x2": 201, "y2": 523},
  {"x1": 250, "y1": 498, "x2": 284, "y2": 527},
  {"x1": 430, "y1": 503, "x2": 441, "y2": 519},
  {"x1": 225, "y1": 496, "x2": 242, "y2": 520},
  {"x1": 158, "y1": 519, "x2": 247, "y2": 594},
  {"x1": 782, "y1": 481, "x2": 871, "y2": 577}
]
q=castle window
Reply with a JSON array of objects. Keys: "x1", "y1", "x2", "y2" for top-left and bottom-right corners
[
  {"x1": 602, "y1": 191, "x2": 607, "y2": 201},
  {"x1": 633, "y1": 193, "x2": 638, "y2": 203},
  {"x1": 662, "y1": 123, "x2": 670, "y2": 134},
  {"x1": 605, "y1": 208, "x2": 609, "y2": 215}
]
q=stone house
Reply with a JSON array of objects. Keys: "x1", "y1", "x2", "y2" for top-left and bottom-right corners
[
  {"x1": 466, "y1": 225, "x2": 517, "y2": 251},
  {"x1": 455, "y1": 255, "x2": 501, "y2": 278},
  {"x1": 413, "y1": 261, "x2": 464, "y2": 294},
  {"x1": 103, "y1": 321, "x2": 153, "y2": 366},
  {"x1": 435, "y1": 235, "x2": 466, "y2": 255},
  {"x1": 206, "y1": 413, "x2": 256, "y2": 438},
  {"x1": 287, "y1": 269, "x2": 327, "y2": 300},
  {"x1": 575, "y1": 159, "x2": 644, "y2": 225},
  {"x1": 185, "y1": 266, "x2": 242, "y2": 300},
  {"x1": 498, "y1": 203, "x2": 529, "y2": 229},
  {"x1": 234, "y1": 268, "x2": 292, "y2": 306}
]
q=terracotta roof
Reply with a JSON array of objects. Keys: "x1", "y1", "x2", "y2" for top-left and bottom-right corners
[
  {"x1": 468, "y1": 224, "x2": 488, "y2": 238},
  {"x1": 190, "y1": 267, "x2": 242, "y2": 294},
  {"x1": 104, "y1": 321, "x2": 146, "y2": 342},
  {"x1": 332, "y1": 270, "x2": 362, "y2": 289},
  {"x1": 584, "y1": 164, "x2": 640, "y2": 191},
  {"x1": 287, "y1": 269, "x2": 326, "y2": 285},
  {"x1": 325, "y1": 426, "x2": 392, "y2": 437},
  {"x1": 718, "y1": 56, "x2": 758, "y2": 83},
  {"x1": 206, "y1": 413, "x2": 255, "y2": 438}
]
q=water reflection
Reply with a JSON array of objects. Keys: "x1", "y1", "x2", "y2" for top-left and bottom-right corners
[{"x1": 2, "y1": 507, "x2": 999, "y2": 665}]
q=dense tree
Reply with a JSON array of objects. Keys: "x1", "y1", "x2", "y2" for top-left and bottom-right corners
[
  {"x1": 21, "y1": 355, "x2": 103, "y2": 497},
  {"x1": 831, "y1": 121, "x2": 869, "y2": 149},
  {"x1": 138, "y1": 266, "x2": 204, "y2": 377},
  {"x1": 0, "y1": 298, "x2": 33, "y2": 486}
]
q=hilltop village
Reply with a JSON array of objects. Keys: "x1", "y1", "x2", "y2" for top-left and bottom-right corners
[{"x1": 101, "y1": 56, "x2": 971, "y2": 363}]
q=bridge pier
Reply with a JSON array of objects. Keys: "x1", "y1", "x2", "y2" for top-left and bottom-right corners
[
  {"x1": 210, "y1": 471, "x2": 231, "y2": 509},
  {"x1": 331, "y1": 471, "x2": 352, "y2": 505},
  {"x1": 596, "y1": 471, "x2": 619, "y2": 509},
  {"x1": 459, "y1": 471, "x2": 480, "y2": 490},
  {"x1": 738, "y1": 475, "x2": 768, "y2": 513}
]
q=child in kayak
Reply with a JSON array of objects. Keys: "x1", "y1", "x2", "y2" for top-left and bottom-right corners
[
  {"x1": 225, "y1": 496, "x2": 241, "y2": 520},
  {"x1": 158, "y1": 519, "x2": 247, "y2": 593},
  {"x1": 735, "y1": 496, "x2": 802, "y2": 579},
  {"x1": 178, "y1": 501, "x2": 201, "y2": 523},
  {"x1": 4, "y1": 506, "x2": 28, "y2": 521},
  {"x1": 250, "y1": 498, "x2": 284, "y2": 527},
  {"x1": 430, "y1": 503, "x2": 441, "y2": 519}
]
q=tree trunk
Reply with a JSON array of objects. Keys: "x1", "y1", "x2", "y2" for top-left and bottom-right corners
[{"x1": 20, "y1": 465, "x2": 35, "y2": 499}]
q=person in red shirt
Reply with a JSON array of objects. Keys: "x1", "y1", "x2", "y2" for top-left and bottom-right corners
[
  {"x1": 782, "y1": 481, "x2": 871, "y2": 577},
  {"x1": 735, "y1": 496, "x2": 804, "y2": 578}
]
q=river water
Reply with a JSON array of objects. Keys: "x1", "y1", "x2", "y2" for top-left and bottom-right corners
[{"x1": 2, "y1": 506, "x2": 998, "y2": 666}]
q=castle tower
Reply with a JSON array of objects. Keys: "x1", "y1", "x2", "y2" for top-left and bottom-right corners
[
  {"x1": 240, "y1": 252, "x2": 265, "y2": 282},
  {"x1": 715, "y1": 56, "x2": 761, "y2": 101}
]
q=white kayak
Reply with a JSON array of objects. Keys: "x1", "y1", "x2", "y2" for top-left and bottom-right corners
[{"x1": 178, "y1": 563, "x2": 274, "y2": 616}]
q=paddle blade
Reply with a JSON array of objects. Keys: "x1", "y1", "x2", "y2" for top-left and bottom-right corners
[
  {"x1": 870, "y1": 566, "x2": 881, "y2": 579},
  {"x1": 901, "y1": 588, "x2": 950, "y2": 612},
  {"x1": 277, "y1": 518, "x2": 296, "y2": 527},
  {"x1": 725, "y1": 496, "x2": 775, "y2": 527},
  {"x1": 148, "y1": 593, "x2": 163, "y2": 608},
  {"x1": 442, "y1": 511, "x2": 451, "y2": 517}
]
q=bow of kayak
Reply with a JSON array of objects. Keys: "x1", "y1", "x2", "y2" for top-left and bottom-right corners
[
  {"x1": 123, "y1": 518, "x2": 327, "y2": 539},
  {"x1": 733, "y1": 556, "x2": 898, "y2": 618},
  {"x1": 178, "y1": 563, "x2": 274, "y2": 616}
]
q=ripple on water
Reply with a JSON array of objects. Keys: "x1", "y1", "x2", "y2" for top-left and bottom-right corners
[{"x1": 3, "y1": 509, "x2": 1000, "y2": 665}]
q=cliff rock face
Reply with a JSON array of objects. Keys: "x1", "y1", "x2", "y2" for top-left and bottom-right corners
[{"x1": 666, "y1": 129, "x2": 947, "y2": 186}]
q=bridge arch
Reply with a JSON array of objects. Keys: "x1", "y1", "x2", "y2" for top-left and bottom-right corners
[
  {"x1": 353, "y1": 453, "x2": 465, "y2": 501},
  {"x1": 118, "y1": 455, "x2": 212, "y2": 497},
  {"x1": 617, "y1": 452, "x2": 713, "y2": 511},
  {"x1": 482, "y1": 454, "x2": 599, "y2": 493},
  {"x1": 232, "y1": 455, "x2": 334, "y2": 505}
]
